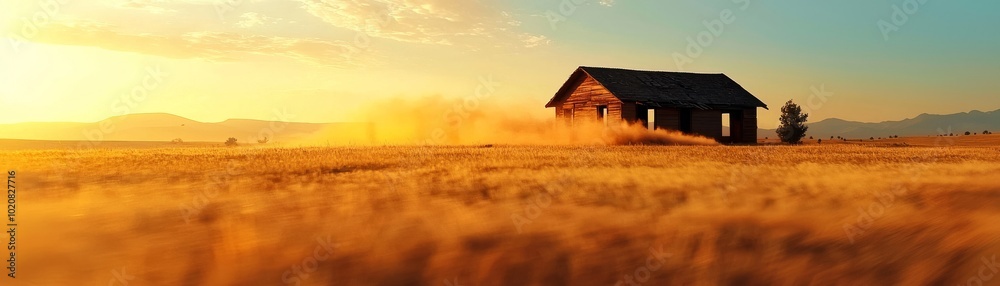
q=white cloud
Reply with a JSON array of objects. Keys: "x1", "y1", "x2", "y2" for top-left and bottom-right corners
[
  {"x1": 522, "y1": 35, "x2": 550, "y2": 48},
  {"x1": 236, "y1": 12, "x2": 280, "y2": 28},
  {"x1": 111, "y1": 0, "x2": 178, "y2": 14},
  {"x1": 32, "y1": 22, "x2": 367, "y2": 67},
  {"x1": 294, "y1": 0, "x2": 548, "y2": 48}
]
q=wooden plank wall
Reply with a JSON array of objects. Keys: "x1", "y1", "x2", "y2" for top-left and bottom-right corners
[
  {"x1": 654, "y1": 108, "x2": 681, "y2": 131},
  {"x1": 741, "y1": 108, "x2": 758, "y2": 143},
  {"x1": 691, "y1": 109, "x2": 723, "y2": 140},
  {"x1": 555, "y1": 108, "x2": 572, "y2": 125},
  {"x1": 621, "y1": 102, "x2": 637, "y2": 124},
  {"x1": 557, "y1": 75, "x2": 623, "y2": 125}
]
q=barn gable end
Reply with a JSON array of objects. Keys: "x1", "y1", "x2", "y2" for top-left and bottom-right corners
[{"x1": 550, "y1": 71, "x2": 624, "y2": 125}]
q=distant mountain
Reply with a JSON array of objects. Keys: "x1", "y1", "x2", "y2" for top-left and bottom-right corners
[
  {"x1": 0, "y1": 113, "x2": 363, "y2": 143},
  {"x1": 760, "y1": 109, "x2": 1000, "y2": 139},
  {"x1": 5, "y1": 109, "x2": 998, "y2": 143}
]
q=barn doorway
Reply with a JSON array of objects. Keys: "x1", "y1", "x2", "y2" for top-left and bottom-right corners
[
  {"x1": 597, "y1": 105, "x2": 608, "y2": 126},
  {"x1": 679, "y1": 109, "x2": 693, "y2": 133},
  {"x1": 636, "y1": 107, "x2": 653, "y2": 130},
  {"x1": 726, "y1": 110, "x2": 744, "y2": 143},
  {"x1": 563, "y1": 108, "x2": 574, "y2": 126}
]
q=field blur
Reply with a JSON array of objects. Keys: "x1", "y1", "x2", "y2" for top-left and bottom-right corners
[{"x1": 5, "y1": 138, "x2": 1000, "y2": 285}]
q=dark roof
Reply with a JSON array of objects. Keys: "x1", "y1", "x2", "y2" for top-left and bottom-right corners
[{"x1": 545, "y1": 66, "x2": 767, "y2": 109}]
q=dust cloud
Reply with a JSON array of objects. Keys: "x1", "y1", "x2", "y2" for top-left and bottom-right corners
[{"x1": 293, "y1": 96, "x2": 719, "y2": 146}]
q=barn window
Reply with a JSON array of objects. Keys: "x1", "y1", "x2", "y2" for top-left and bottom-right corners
[
  {"x1": 647, "y1": 109, "x2": 656, "y2": 131},
  {"x1": 597, "y1": 105, "x2": 608, "y2": 126},
  {"x1": 722, "y1": 113, "x2": 731, "y2": 137}
]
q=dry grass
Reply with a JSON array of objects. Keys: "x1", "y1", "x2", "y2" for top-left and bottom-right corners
[
  {"x1": 6, "y1": 143, "x2": 1000, "y2": 285},
  {"x1": 763, "y1": 134, "x2": 1000, "y2": 147}
]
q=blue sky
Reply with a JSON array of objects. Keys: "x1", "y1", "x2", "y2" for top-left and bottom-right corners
[{"x1": 1, "y1": 0, "x2": 997, "y2": 128}]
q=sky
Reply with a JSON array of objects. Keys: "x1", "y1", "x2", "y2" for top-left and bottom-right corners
[{"x1": 1, "y1": 0, "x2": 998, "y2": 128}]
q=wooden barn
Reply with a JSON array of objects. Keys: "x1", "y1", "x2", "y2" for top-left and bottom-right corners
[{"x1": 545, "y1": 66, "x2": 768, "y2": 144}]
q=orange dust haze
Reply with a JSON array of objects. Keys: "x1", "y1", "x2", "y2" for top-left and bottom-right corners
[{"x1": 292, "y1": 96, "x2": 719, "y2": 146}]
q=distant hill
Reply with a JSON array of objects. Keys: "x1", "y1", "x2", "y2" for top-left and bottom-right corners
[
  {"x1": 5, "y1": 109, "x2": 998, "y2": 143},
  {"x1": 759, "y1": 109, "x2": 1000, "y2": 139},
  {"x1": 0, "y1": 113, "x2": 365, "y2": 143}
]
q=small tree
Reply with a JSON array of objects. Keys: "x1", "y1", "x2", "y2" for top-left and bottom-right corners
[
  {"x1": 776, "y1": 100, "x2": 809, "y2": 144},
  {"x1": 171, "y1": 138, "x2": 184, "y2": 144},
  {"x1": 965, "y1": 131, "x2": 972, "y2": 136},
  {"x1": 985, "y1": 130, "x2": 991, "y2": 135},
  {"x1": 225, "y1": 137, "x2": 238, "y2": 146},
  {"x1": 257, "y1": 137, "x2": 269, "y2": 144}
]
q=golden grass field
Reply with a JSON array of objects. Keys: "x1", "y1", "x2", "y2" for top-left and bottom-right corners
[{"x1": 5, "y1": 136, "x2": 1000, "y2": 285}]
